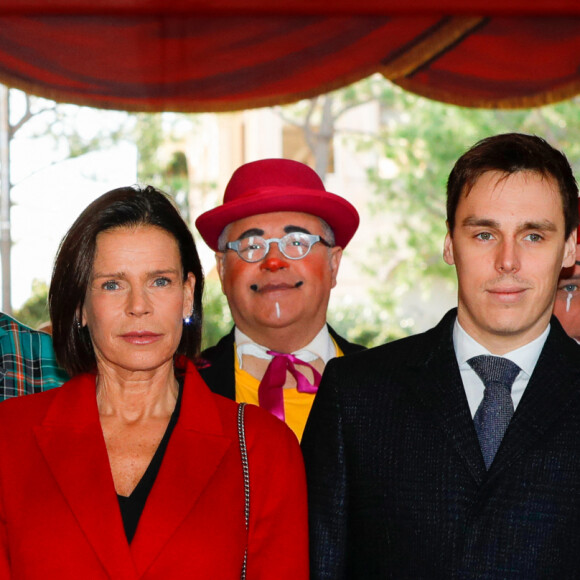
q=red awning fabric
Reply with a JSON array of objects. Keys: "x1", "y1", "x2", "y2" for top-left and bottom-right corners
[{"x1": 0, "y1": 1, "x2": 578, "y2": 112}]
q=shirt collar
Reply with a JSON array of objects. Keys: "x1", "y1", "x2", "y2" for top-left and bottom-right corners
[
  {"x1": 453, "y1": 318, "x2": 550, "y2": 378},
  {"x1": 234, "y1": 325, "x2": 335, "y2": 369}
]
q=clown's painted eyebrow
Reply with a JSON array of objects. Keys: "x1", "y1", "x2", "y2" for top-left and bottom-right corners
[
  {"x1": 237, "y1": 228, "x2": 264, "y2": 240},
  {"x1": 560, "y1": 272, "x2": 580, "y2": 283},
  {"x1": 237, "y1": 225, "x2": 312, "y2": 240},
  {"x1": 284, "y1": 225, "x2": 311, "y2": 235}
]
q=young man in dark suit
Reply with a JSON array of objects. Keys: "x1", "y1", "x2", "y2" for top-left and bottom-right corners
[
  {"x1": 195, "y1": 158, "x2": 364, "y2": 440},
  {"x1": 302, "y1": 133, "x2": 580, "y2": 578}
]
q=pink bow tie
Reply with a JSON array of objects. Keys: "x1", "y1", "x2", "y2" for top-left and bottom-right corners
[{"x1": 257, "y1": 351, "x2": 322, "y2": 422}]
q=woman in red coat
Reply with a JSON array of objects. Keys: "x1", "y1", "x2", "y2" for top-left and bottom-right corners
[{"x1": 0, "y1": 186, "x2": 308, "y2": 579}]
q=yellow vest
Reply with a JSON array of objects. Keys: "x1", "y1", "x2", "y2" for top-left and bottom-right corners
[{"x1": 234, "y1": 339, "x2": 344, "y2": 441}]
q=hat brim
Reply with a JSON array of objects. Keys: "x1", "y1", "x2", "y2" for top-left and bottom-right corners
[{"x1": 195, "y1": 187, "x2": 359, "y2": 251}]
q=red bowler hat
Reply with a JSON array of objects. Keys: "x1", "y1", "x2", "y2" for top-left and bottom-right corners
[{"x1": 195, "y1": 158, "x2": 360, "y2": 251}]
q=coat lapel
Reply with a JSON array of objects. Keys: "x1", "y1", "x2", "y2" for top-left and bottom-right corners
[
  {"x1": 487, "y1": 319, "x2": 580, "y2": 481},
  {"x1": 412, "y1": 310, "x2": 487, "y2": 484},
  {"x1": 200, "y1": 324, "x2": 364, "y2": 402},
  {"x1": 413, "y1": 314, "x2": 580, "y2": 486},
  {"x1": 130, "y1": 362, "x2": 233, "y2": 577},
  {"x1": 327, "y1": 324, "x2": 366, "y2": 356},
  {"x1": 34, "y1": 374, "x2": 136, "y2": 580},
  {"x1": 199, "y1": 328, "x2": 236, "y2": 399}
]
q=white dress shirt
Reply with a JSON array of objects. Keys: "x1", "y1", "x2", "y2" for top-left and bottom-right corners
[
  {"x1": 453, "y1": 318, "x2": 549, "y2": 417},
  {"x1": 234, "y1": 325, "x2": 337, "y2": 369}
]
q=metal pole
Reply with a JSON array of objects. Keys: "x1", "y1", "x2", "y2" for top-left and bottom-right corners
[{"x1": 0, "y1": 85, "x2": 11, "y2": 314}]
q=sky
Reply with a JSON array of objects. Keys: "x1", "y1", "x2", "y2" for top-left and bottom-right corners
[{"x1": 9, "y1": 138, "x2": 137, "y2": 310}]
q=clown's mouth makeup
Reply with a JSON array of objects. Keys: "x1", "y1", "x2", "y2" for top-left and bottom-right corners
[{"x1": 250, "y1": 281, "x2": 303, "y2": 292}]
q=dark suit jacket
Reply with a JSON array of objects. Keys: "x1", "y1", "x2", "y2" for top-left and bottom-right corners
[
  {"x1": 0, "y1": 360, "x2": 308, "y2": 579},
  {"x1": 302, "y1": 309, "x2": 580, "y2": 579},
  {"x1": 199, "y1": 325, "x2": 365, "y2": 400}
]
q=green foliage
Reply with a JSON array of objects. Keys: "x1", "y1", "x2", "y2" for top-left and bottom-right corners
[
  {"x1": 133, "y1": 113, "x2": 200, "y2": 224},
  {"x1": 361, "y1": 81, "x2": 580, "y2": 328},
  {"x1": 328, "y1": 299, "x2": 409, "y2": 348},
  {"x1": 134, "y1": 113, "x2": 165, "y2": 187},
  {"x1": 201, "y1": 278, "x2": 233, "y2": 351},
  {"x1": 276, "y1": 78, "x2": 580, "y2": 339},
  {"x1": 13, "y1": 277, "x2": 234, "y2": 351},
  {"x1": 12, "y1": 93, "x2": 131, "y2": 162},
  {"x1": 13, "y1": 276, "x2": 236, "y2": 351},
  {"x1": 13, "y1": 279, "x2": 50, "y2": 330},
  {"x1": 200, "y1": 280, "x2": 408, "y2": 351}
]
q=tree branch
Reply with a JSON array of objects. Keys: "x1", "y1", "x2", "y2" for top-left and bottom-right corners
[
  {"x1": 302, "y1": 98, "x2": 318, "y2": 154},
  {"x1": 11, "y1": 156, "x2": 72, "y2": 187},
  {"x1": 331, "y1": 96, "x2": 379, "y2": 123},
  {"x1": 10, "y1": 95, "x2": 57, "y2": 138},
  {"x1": 272, "y1": 106, "x2": 304, "y2": 129}
]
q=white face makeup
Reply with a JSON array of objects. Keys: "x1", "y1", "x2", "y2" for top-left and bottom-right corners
[
  {"x1": 554, "y1": 245, "x2": 580, "y2": 341},
  {"x1": 216, "y1": 211, "x2": 342, "y2": 343}
]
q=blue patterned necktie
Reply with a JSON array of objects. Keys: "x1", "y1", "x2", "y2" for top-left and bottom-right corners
[{"x1": 467, "y1": 355, "x2": 521, "y2": 470}]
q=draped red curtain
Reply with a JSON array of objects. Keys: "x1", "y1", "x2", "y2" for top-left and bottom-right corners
[{"x1": 0, "y1": 1, "x2": 578, "y2": 111}]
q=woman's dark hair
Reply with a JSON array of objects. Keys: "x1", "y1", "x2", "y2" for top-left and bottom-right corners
[
  {"x1": 447, "y1": 133, "x2": 579, "y2": 238},
  {"x1": 49, "y1": 185, "x2": 204, "y2": 376}
]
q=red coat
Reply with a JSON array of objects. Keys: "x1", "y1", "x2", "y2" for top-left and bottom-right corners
[{"x1": 0, "y1": 361, "x2": 308, "y2": 579}]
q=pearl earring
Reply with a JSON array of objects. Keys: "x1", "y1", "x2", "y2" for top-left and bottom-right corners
[{"x1": 184, "y1": 308, "x2": 194, "y2": 325}]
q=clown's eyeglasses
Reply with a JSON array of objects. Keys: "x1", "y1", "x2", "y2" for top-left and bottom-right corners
[{"x1": 226, "y1": 232, "x2": 330, "y2": 263}]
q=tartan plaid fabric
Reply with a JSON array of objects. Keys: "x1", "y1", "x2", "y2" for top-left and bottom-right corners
[{"x1": 0, "y1": 314, "x2": 68, "y2": 401}]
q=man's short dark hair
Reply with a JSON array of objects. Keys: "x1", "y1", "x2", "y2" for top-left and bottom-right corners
[
  {"x1": 49, "y1": 185, "x2": 204, "y2": 376},
  {"x1": 447, "y1": 133, "x2": 579, "y2": 237}
]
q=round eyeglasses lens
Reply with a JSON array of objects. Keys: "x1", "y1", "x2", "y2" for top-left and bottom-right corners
[
  {"x1": 281, "y1": 232, "x2": 312, "y2": 259},
  {"x1": 239, "y1": 236, "x2": 267, "y2": 262}
]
